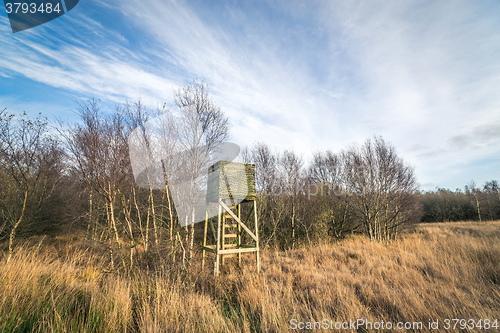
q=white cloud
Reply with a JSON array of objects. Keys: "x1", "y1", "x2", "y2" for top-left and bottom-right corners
[{"x1": 0, "y1": 0, "x2": 499, "y2": 190}]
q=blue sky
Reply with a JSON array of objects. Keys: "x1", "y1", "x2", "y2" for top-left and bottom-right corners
[{"x1": 1, "y1": 0, "x2": 499, "y2": 191}]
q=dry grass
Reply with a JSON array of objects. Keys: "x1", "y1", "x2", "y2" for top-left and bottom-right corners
[{"x1": 1, "y1": 221, "x2": 500, "y2": 332}]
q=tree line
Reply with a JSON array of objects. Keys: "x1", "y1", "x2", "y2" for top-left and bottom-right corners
[
  {"x1": 419, "y1": 181, "x2": 500, "y2": 222},
  {"x1": 1, "y1": 83, "x2": 497, "y2": 269}
]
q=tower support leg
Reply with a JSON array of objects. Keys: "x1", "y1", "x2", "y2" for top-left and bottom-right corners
[
  {"x1": 214, "y1": 203, "x2": 222, "y2": 276},
  {"x1": 202, "y1": 209, "x2": 208, "y2": 272},
  {"x1": 254, "y1": 200, "x2": 260, "y2": 273}
]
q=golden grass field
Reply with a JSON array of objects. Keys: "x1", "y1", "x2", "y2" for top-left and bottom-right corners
[{"x1": 1, "y1": 221, "x2": 500, "y2": 332}]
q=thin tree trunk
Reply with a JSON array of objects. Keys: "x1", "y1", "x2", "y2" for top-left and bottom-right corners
[
  {"x1": 86, "y1": 188, "x2": 93, "y2": 240},
  {"x1": 189, "y1": 207, "x2": 195, "y2": 260},
  {"x1": 161, "y1": 161, "x2": 175, "y2": 251},
  {"x1": 291, "y1": 200, "x2": 295, "y2": 249},
  {"x1": 474, "y1": 193, "x2": 482, "y2": 222},
  {"x1": 121, "y1": 192, "x2": 135, "y2": 269},
  {"x1": 178, "y1": 232, "x2": 186, "y2": 268},
  {"x1": 7, "y1": 184, "x2": 28, "y2": 263},
  {"x1": 109, "y1": 236, "x2": 115, "y2": 270},
  {"x1": 108, "y1": 191, "x2": 126, "y2": 269},
  {"x1": 109, "y1": 196, "x2": 120, "y2": 246},
  {"x1": 150, "y1": 188, "x2": 158, "y2": 247},
  {"x1": 145, "y1": 206, "x2": 150, "y2": 253},
  {"x1": 132, "y1": 187, "x2": 145, "y2": 249},
  {"x1": 167, "y1": 187, "x2": 174, "y2": 253},
  {"x1": 184, "y1": 221, "x2": 189, "y2": 264}
]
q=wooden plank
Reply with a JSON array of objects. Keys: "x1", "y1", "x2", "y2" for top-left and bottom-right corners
[
  {"x1": 219, "y1": 247, "x2": 259, "y2": 254},
  {"x1": 206, "y1": 207, "x2": 217, "y2": 240},
  {"x1": 204, "y1": 245, "x2": 254, "y2": 254},
  {"x1": 203, "y1": 245, "x2": 217, "y2": 253},
  {"x1": 245, "y1": 205, "x2": 254, "y2": 224},
  {"x1": 220, "y1": 200, "x2": 258, "y2": 241},
  {"x1": 209, "y1": 219, "x2": 216, "y2": 240}
]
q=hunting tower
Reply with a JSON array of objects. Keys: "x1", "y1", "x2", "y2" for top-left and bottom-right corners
[{"x1": 202, "y1": 160, "x2": 260, "y2": 276}]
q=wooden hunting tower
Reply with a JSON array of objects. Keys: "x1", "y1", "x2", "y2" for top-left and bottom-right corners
[{"x1": 202, "y1": 160, "x2": 260, "y2": 276}]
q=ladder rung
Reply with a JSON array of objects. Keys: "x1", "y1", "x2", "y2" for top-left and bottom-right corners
[
  {"x1": 225, "y1": 224, "x2": 237, "y2": 228},
  {"x1": 224, "y1": 234, "x2": 237, "y2": 238}
]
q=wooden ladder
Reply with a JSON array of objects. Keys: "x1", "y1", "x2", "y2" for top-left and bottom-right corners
[
  {"x1": 202, "y1": 199, "x2": 260, "y2": 276},
  {"x1": 221, "y1": 206, "x2": 242, "y2": 264}
]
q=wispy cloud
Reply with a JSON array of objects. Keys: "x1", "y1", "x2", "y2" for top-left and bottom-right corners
[
  {"x1": 0, "y1": 0, "x2": 499, "y2": 190},
  {"x1": 0, "y1": 5, "x2": 181, "y2": 105}
]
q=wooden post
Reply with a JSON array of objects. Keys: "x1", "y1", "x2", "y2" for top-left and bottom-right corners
[
  {"x1": 215, "y1": 203, "x2": 221, "y2": 276},
  {"x1": 202, "y1": 208, "x2": 208, "y2": 272},
  {"x1": 254, "y1": 200, "x2": 260, "y2": 273},
  {"x1": 222, "y1": 202, "x2": 226, "y2": 267},
  {"x1": 238, "y1": 203, "x2": 241, "y2": 265}
]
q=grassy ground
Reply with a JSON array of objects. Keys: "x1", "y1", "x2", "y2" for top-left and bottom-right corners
[{"x1": 1, "y1": 221, "x2": 500, "y2": 332}]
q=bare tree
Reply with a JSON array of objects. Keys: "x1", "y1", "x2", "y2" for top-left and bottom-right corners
[
  {"x1": 310, "y1": 150, "x2": 341, "y2": 186},
  {"x1": 252, "y1": 143, "x2": 279, "y2": 194},
  {"x1": 343, "y1": 136, "x2": 418, "y2": 242},
  {"x1": 483, "y1": 180, "x2": 500, "y2": 221},
  {"x1": 251, "y1": 143, "x2": 287, "y2": 248},
  {"x1": 465, "y1": 180, "x2": 482, "y2": 221},
  {"x1": 154, "y1": 110, "x2": 180, "y2": 254},
  {"x1": 129, "y1": 103, "x2": 182, "y2": 260},
  {"x1": 174, "y1": 81, "x2": 230, "y2": 149},
  {"x1": 484, "y1": 180, "x2": 500, "y2": 201},
  {"x1": 0, "y1": 110, "x2": 61, "y2": 262},
  {"x1": 172, "y1": 80, "x2": 231, "y2": 261},
  {"x1": 309, "y1": 151, "x2": 354, "y2": 239},
  {"x1": 62, "y1": 99, "x2": 134, "y2": 269},
  {"x1": 279, "y1": 150, "x2": 304, "y2": 248}
]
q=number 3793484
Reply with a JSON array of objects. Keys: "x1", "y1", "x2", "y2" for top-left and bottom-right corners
[{"x1": 5, "y1": 2, "x2": 62, "y2": 14}]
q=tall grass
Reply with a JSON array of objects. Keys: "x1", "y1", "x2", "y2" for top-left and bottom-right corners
[{"x1": 1, "y1": 221, "x2": 500, "y2": 332}]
